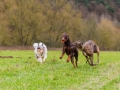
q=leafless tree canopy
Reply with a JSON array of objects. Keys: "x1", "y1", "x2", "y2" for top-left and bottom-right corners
[{"x1": 0, "y1": 0, "x2": 120, "y2": 50}]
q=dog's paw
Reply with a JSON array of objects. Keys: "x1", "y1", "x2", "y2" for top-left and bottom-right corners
[
  {"x1": 66, "y1": 59, "x2": 69, "y2": 62},
  {"x1": 60, "y1": 57, "x2": 62, "y2": 59}
]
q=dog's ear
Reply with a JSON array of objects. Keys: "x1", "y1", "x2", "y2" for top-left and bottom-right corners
[
  {"x1": 39, "y1": 42, "x2": 44, "y2": 46},
  {"x1": 67, "y1": 34, "x2": 69, "y2": 37},
  {"x1": 33, "y1": 43, "x2": 38, "y2": 49},
  {"x1": 63, "y1": 32, "x2": 65, "y2": 35}
]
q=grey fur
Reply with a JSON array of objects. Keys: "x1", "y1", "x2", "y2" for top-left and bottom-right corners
[{"x1": 74, "y1": 40, "x2": 99, "y2": 66}]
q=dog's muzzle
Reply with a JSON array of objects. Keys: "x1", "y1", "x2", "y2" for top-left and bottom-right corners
[
  {"x1": 61, "y1": 40, "x2": 65, "y2": 43},
  {"x1": 61, "y1": 38, "x2": 66, "y2": 43}
]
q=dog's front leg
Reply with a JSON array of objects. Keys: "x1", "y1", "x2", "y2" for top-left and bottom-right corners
[
  {"x1": 89, "y1": 56, "x2": 97, "y2": 66},
  {"x1": 60, "y1": 53, "x2": 65, "y2": 59},
  {"x1": 37, "y1": 58, "x2": 43, "y2": 63},
  {"x1": 35, "y1": 54, "x2": 38, "y2": 59},
  {"x1": 43, "y1": 56, "x2": 47, "y2": 61},
  {"x1": 60, "y1": 47, "x2": 65, "y2": 59},
  {"x1": 66, "y1": 54, "x2": 71, "y2": 62}
]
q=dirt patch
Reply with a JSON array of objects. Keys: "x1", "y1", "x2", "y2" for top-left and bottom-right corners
[
  {"x1": 0, "y1": 46, "x2": 33, "y2": 50},
  {"x1": 0, "y1": 56, "x2": 13, "y2": 58},
  {"x1": 0, "y1": 56, "x2": 33, "y2": 59}
]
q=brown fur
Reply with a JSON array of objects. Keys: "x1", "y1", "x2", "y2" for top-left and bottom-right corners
[
  {"x1": 60, "y1": 33, "x2": 78, "y2": 68},
  {"x1": 74, "y1": 40, "x2": 99, "y2": 66}
]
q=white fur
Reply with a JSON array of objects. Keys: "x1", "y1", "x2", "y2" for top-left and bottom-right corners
[{"x1": 33, "y1": 42, "x2": 47, "y2": 63}]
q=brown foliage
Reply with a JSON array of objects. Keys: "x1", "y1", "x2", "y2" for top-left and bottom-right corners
[{"x1": 0, "y1": 0, "x2": 120, "y2": 50}]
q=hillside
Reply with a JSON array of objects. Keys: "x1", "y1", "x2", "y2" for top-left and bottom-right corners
[{"x1": 75, "y1": 0, "x2": 120, "y2": 21}]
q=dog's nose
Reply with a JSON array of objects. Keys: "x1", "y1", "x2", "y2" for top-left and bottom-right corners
[
  {"x1": 37, "y1": 47, "x2": 40, "y2": 49},
  {"x1": 62, "y1": 39, "x2": 64, "y2": 41},
  {"x1": 62, "y1": 37, "x2": 65, "y2": 41}
]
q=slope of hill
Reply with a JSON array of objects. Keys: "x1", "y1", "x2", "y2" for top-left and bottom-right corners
[{"x1": 75, "y1": 0, "x2": 120, "y2": 21}]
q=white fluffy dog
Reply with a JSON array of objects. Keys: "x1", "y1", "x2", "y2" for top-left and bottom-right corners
[{"x1": 33, "y1": 42, "x2": 47, "y2": 63}]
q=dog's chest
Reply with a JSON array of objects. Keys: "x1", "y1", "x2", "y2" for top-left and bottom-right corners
[
  {"x1": 64, "y1": 46, "x2": 71, "y2": 54},
  {"x1": 35, "y1": 49, "x2": 44, "y2": 58},
  {"x1": 37, "y1": 52, "x2": 44, "y2": 56}
]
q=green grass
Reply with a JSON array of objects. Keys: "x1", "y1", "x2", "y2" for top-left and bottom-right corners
[{"x1": 0, "y1": 50, "x2": 120, "y2": 90}]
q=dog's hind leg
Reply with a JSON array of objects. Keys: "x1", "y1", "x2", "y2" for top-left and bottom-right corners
[
  {"x1": 94, "y1": 45, "x2": 99, "y2": 65},
  {"x1": 75, "y1": 56, "x2": 78, "y2": 67},
  {"x1": 93, "y1": 45, "x2": 99, "y2": 65},
  {"x1": 71, "y1": 57, "x2": 76, "y2": 68},
  {"x1": 97, "y1": 52, "x2": 99, "y2": 64}
]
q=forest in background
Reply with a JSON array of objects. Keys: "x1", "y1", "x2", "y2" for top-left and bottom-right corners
[{"x1": 0, "y1": 0, "x2": 120, "y2": 50}]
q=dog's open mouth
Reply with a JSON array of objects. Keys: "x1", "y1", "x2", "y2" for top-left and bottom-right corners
[
  {"x1": 61, "y1": 40, "x2": 65, "y2": 43},
  {"x1": 37, "y1": 49, "x2": 41, "y2": 52},
  {"x1": 37, "y1": 49, "x2": 44, "y2": 53}
]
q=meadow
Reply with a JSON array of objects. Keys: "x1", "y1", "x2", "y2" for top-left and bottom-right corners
[{"x1": 0, "y1": 50, "x2": 120, "y2": 90}]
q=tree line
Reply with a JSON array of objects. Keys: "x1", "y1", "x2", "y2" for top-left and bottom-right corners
[{"x1": 0, "y1": 0, "x2": 120, "y2": 50}]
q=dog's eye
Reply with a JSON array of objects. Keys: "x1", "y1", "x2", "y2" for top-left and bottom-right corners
[{"x1": 65, "y1": 36, "x2": 68, "y2": 39}]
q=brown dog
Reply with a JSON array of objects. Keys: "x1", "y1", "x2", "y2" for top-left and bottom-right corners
[
  {"x1": 60, "y1": 33, "x2": 78, "y2": 68},
  {"x1": 74, "y1": 40, "x2": 99, "y2": 66}
]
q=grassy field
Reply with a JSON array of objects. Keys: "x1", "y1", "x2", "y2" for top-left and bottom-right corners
[{"x1": 0, "y1": 50, "x2": 120, "y2": 90}]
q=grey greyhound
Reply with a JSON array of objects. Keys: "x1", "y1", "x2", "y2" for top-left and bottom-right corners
[{"x1": 74, "y1": 40, "x2": 99, "y2": 66}]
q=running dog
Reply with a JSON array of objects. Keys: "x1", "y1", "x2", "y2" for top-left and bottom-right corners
[
  {"x1": 60, "y1": 33, "x2": 78, "y2": 68},
  {"x1": 33, "y1": 42, "x2": 47, "y2": 63},
  {"x1": 74, "y1": 40, "x2": 99, "y2": 66}
]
